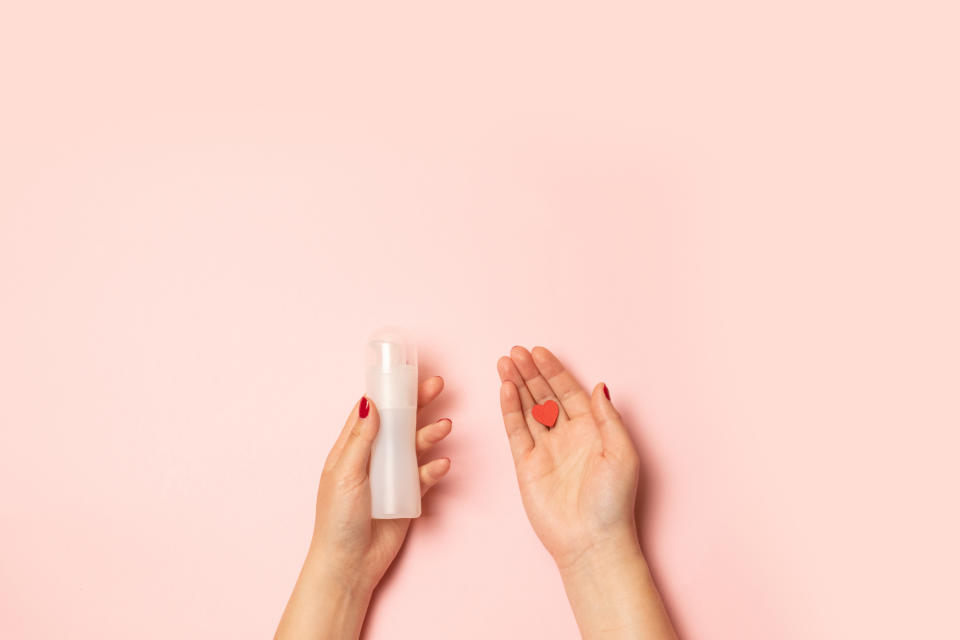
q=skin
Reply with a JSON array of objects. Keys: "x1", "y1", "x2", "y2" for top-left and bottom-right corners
[
  {"x1": 276, "y1": 347, "x2": 677, "y2": 639},
  {"x1": 274, "y1": 376, "x2": 451, "y2": 640},
  {"x1": 497, "y1": 346, "x2": 677, "y2": 640}
]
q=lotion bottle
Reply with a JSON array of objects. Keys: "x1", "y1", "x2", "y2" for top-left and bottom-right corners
[{"x1": 366, "y1": 328, "x2": 420, "y2": 519}]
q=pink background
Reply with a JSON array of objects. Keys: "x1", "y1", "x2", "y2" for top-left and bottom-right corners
[{"x1": 2, "y1": 1, "x2": 958, "y2": 638}]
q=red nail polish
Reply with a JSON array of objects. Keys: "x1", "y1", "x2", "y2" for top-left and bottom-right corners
[
  {"x1": 603, "y1": 384, "x2": 611, "y2": 400},
  {"x1": 359, "y1": 396, "x2": 370, "y2": 418}
]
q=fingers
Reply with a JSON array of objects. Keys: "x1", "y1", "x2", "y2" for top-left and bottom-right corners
[
  {"x1": 325, "y1": 382, "x2": 448, "y2": 474},
  {"x1": 510, "y1": 346, "x2": 569, "y2": 424},
  {"x1": 530, "y1": 346, "x2": 593, "y2": 419},
  {"x1": 590, "y1": 383, "x2": 638, "y2": 461},
  {"x1": 499, "y1": 380, "x2": 535, "y2": 463},
  {"x1": 336, "y1": 396, "x2": 381, "y2": 478},
  {"x1": 323, "y1": 396, "x2": 367, "y2": 472},
  {"x1": 497, "y1": 355, "x2": 549, "y2": 440},
  {"x1": 497, "y1": 356, "x2": 535, "y2": 411},
  {"x1": 419, "y1": 457, "x2": 451, "y2": 496},
  {"x1": 418, "y1": 376, "x2": 444, "y2": 409},
  {"x1": 416, "y1": 418, "x2": 452, "y2": 455}
]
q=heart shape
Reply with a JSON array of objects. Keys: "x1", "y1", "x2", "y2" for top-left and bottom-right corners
[{"x1": 532, "y1": 400, "x2": 559, "y2": 428}]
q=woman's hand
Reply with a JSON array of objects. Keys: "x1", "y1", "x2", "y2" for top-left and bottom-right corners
[
  {"x1": 275, "y1": 377, "x2": 452, "y2": 640},
  {"x1": 496, "y1": 346, "x2": 639, "y2": 570},
  {"x1": 497, "y1": 346, "x2": 676, "y2": 640}
]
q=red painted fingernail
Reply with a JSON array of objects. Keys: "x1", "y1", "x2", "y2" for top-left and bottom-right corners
[
  {"x1": 359, "y1": 396, "x2": 370, "y2": 418},
  {"x1": 603, "y1": 384, "x2": 611, "y2": 400}
]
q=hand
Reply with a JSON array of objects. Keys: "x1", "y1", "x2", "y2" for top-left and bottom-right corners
[
  {"x1": 312, "y1": 377, "x2": 452, "y2": 590},
  {"x1": 496, "y1": 346, "x2": 640, "y2": 571},
  {"x1": 497, "y1": 346, "x2": 676, "y2": 639},
  {"x1": 275, "y1": 377, "x2": 452, "y2": 640}
]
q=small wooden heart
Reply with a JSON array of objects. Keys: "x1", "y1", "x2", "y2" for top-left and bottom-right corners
[{"x1": 532, "y1": 400, "x2": 559, "y2": 428}]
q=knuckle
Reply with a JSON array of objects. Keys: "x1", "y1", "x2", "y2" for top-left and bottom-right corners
[
  {"x1": 334, "y1": 469, "x2": 365, "y2": 493},
  {"x1": 348, "y1": 421, "x2": 364, "y2": 440}
]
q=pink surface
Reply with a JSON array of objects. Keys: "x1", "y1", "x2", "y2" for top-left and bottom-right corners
[{"x1": 2, "y1": 1, "x2": 959, "y2": 638}]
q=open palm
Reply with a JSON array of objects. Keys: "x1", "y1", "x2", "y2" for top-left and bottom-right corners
[{"x1": 497, "y1": 346, "x2": 641, "y2": 570}]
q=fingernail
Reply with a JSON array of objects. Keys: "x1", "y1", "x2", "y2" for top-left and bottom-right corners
[
  {"x1": 603, "y1": 384, "x2": 611, "y2": 400},
  {"x1": 359, "y1": 396, "x2": 370, "y2": 418},
  {"x1": 440, "y1": 417, "x2": 452, "y2": 424}
]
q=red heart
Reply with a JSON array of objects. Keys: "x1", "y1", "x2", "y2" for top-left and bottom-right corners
[{"x1": 532, "y1": 400, "x2": 559, "y2": 428}]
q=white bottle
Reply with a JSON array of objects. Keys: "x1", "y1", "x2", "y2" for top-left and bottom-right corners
[{"x1": 366, "y1": 328, "x2": 421, "y2": 519}]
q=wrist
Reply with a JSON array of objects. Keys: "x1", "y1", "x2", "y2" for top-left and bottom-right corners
[
  {"x1": 555, "y1": 526, "x2": 645, "y2": 580},
  {"x1": 555, "y1": 528, "x2": 678, "y2": 640},
  {"x1": 275, "y1": 547, "x2": 374, "y2": 640},
  {"x1": 301, "y1": 543, "x2": 378, "y2": 601},
  {"x1": 556, "y1": 531, "x2": 668, "y2": 640}
]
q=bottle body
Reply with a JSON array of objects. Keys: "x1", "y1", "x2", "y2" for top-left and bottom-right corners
[{"x1": 366, "y1": 332, "x2": 420, "y2": 519}]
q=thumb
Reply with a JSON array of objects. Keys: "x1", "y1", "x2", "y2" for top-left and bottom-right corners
[
  {"x1": 337, "y1": 395, "x2": 380, "y2": 478},
  {"x1": 591, "y1": 382, "x2": 638, "y2": 461}
]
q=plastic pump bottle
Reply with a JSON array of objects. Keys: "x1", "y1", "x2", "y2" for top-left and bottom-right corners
[{"x1": 366, "y1": 328, "x2": 420, "y2": 519}]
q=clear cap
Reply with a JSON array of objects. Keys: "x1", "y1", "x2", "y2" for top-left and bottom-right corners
[{"x1": 366, "y1": 327, "x2": 417, "y2": 372}]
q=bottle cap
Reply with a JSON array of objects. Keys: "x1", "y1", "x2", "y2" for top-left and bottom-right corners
[{"x1": 366, "y1": 327, "x2": 417, "y2": 373}]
